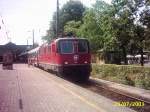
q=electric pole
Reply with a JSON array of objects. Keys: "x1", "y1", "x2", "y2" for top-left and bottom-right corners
[
  {"x1": 56, "y1": 0, "x2": 59, "y2": 37},
  {"x1": 32, "y1": 29, "x2": 34, "y2": 48},
  {"x1": 27, "y1": 39, "x2": 28, "y2": 46}
]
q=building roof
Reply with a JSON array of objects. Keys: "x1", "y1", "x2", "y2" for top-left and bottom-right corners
[
  {"x1": 28, "y1": 46, "x2": 40, "y2": 54},
  {"x1": 0, "y1": 42, "x2": 32, "y2": 56}
]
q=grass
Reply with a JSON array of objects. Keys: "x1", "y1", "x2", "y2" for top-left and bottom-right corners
[{"x1": 92, "y1": 64, "x2": 150, "y2": 90}]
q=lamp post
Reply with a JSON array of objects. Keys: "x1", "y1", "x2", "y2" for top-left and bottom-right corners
[
  {"x1": 28, "y1": 29, "x2": 35, "y2": 48},
  {"x1": 32, "y1": 29, "x2": 35, "y2": 48},
  {"x1": 27, "y1": 39, "x2": 28, "y2": 46}
]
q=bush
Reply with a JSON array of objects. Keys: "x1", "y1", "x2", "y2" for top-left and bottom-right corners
[{"x1": 92, "y1": 64, "x2": 150, "y2": 90}]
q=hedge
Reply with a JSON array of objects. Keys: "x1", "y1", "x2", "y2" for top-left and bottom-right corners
[{"x1": 92, "y1": 64, "x2": 150, "y2": 90}]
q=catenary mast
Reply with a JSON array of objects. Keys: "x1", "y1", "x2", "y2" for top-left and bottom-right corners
[{"x1": 56, "y1": 0, "x2": 59, "y2": 37}]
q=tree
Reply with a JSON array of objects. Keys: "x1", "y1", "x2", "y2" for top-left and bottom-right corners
[
  {"x1": 93, "y1": 0, "x2": 116, "y2": 51},
  {"x1": 64, "y1": 20, "x2": 82, "y2": 36},
  {"x1": 59, "y1": 0, "x2": 85, "y2": 33},
  {"x1": 111, "y1": 0, "x2": 150, "y2": 65},
  {"x1": 78, "y1": 9, "x2": 103, "y2": 52},
  {"x1": 78, "y1": 0, "x2": 115, "y2": 52},
  {"x1": 42, "y1": 0, "x2": 85, "y2": 42},
  {"x1": 140, "y1": 4, "x2": 150, "y2": 51},
  {"x1": 43, "y1": 0, "x2": 150, "y2": 66}
]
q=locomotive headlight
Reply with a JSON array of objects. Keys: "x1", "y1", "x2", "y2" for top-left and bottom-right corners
[
  {"x1": 64, "y1": 61, "x2": 68, "y2": 64},
  {"x1": 84, "y1": 61, "x2": 88, "y2": 64}
]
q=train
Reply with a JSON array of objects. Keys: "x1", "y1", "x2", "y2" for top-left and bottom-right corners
[{"x1": 28, "y1": 37, "x2": 92, "y2": 81}]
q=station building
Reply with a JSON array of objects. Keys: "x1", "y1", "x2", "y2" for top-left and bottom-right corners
[{"x1": 0, "y1": 42, "x2": 32, "y2": 63}]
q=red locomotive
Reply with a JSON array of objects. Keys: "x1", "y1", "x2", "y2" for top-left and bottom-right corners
[{"x1": 28, "y1": 37, "x2": 91, "y2": 81}]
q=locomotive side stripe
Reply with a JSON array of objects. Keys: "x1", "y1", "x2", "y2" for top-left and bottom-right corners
[{"x1": 38, "y1": 62, "x2": 90, "y2": 66}]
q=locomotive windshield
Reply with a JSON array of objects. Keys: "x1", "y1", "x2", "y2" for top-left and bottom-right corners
[
  {"x1": 60, "y1": 40, "x2": 74, "y2": 54},
  {"x1": 77, "y1": 40, "x2": 88, "y2": 53},
  {"x1": 59, "y1": 39, "x2": 89, "y2": 54}
]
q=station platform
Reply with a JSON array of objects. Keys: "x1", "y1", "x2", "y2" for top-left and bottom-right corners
[{"x1": 0, "y1": 64, "x2": 136, "y2": 112}]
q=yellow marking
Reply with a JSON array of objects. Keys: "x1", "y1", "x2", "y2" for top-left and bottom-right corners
[
  {"x1": 38, "y1": 72, "x2": 107, "y2": 112},
  {"x1": 58, "y1": 84, "x2": 107, "y2": 112}
]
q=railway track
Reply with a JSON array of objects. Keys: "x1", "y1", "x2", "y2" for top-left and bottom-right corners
[{"x1": 76, "y1": 79, "x2": 150, "y2": 112}]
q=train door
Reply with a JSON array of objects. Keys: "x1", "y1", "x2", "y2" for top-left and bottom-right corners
[{"x1": 51, "y1": 44, "x2": 56, "y2": 64}]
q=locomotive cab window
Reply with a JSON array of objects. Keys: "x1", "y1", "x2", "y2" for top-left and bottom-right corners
[
  {"x1": 78, "y1": 40, "x2": 88, "y2": 53},
  {"x1": 60, "y1": 40, "x2": 74, "y2": 54}
]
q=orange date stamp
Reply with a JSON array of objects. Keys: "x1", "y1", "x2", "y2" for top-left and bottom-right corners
[{"x1": 113, "y1": 101, "x2": 144, "y2": 107}]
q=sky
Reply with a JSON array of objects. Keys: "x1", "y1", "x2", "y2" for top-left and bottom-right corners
[{"x1": 0, "y1": 0, "x2": 111, "y2": 45}]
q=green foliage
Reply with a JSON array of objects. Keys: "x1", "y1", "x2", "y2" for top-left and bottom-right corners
[
  {"x1": 109, "y1": 0, "x2": 150, "y2": 65},
  {"x1": 92, "y1": 64, "x2": 150, "y2": 89},
  {"x1": 77, "y1": 0, "x2": 116, "y2": 52},
  {"x1": 43, "y1": 0, "x2": 150, "y2": 65},
  {"x1": 78, "y1": 9, "x2": 104, "y2": 52},
  {"x1": 93, "y1": 1, "x2": 116, "y2": 51},
  {"x1": 42, "y1": 0, "x2": 85, "y2": 42},
  {"x1": 64, "y1": 20, "x2": 82, "y2": 36},
  {"x1": 140, "y1": 8, "x2": 150, "y2": 50},
  {"x1": 59, "y1": 0, "x2": 85, "y2": 33}
]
